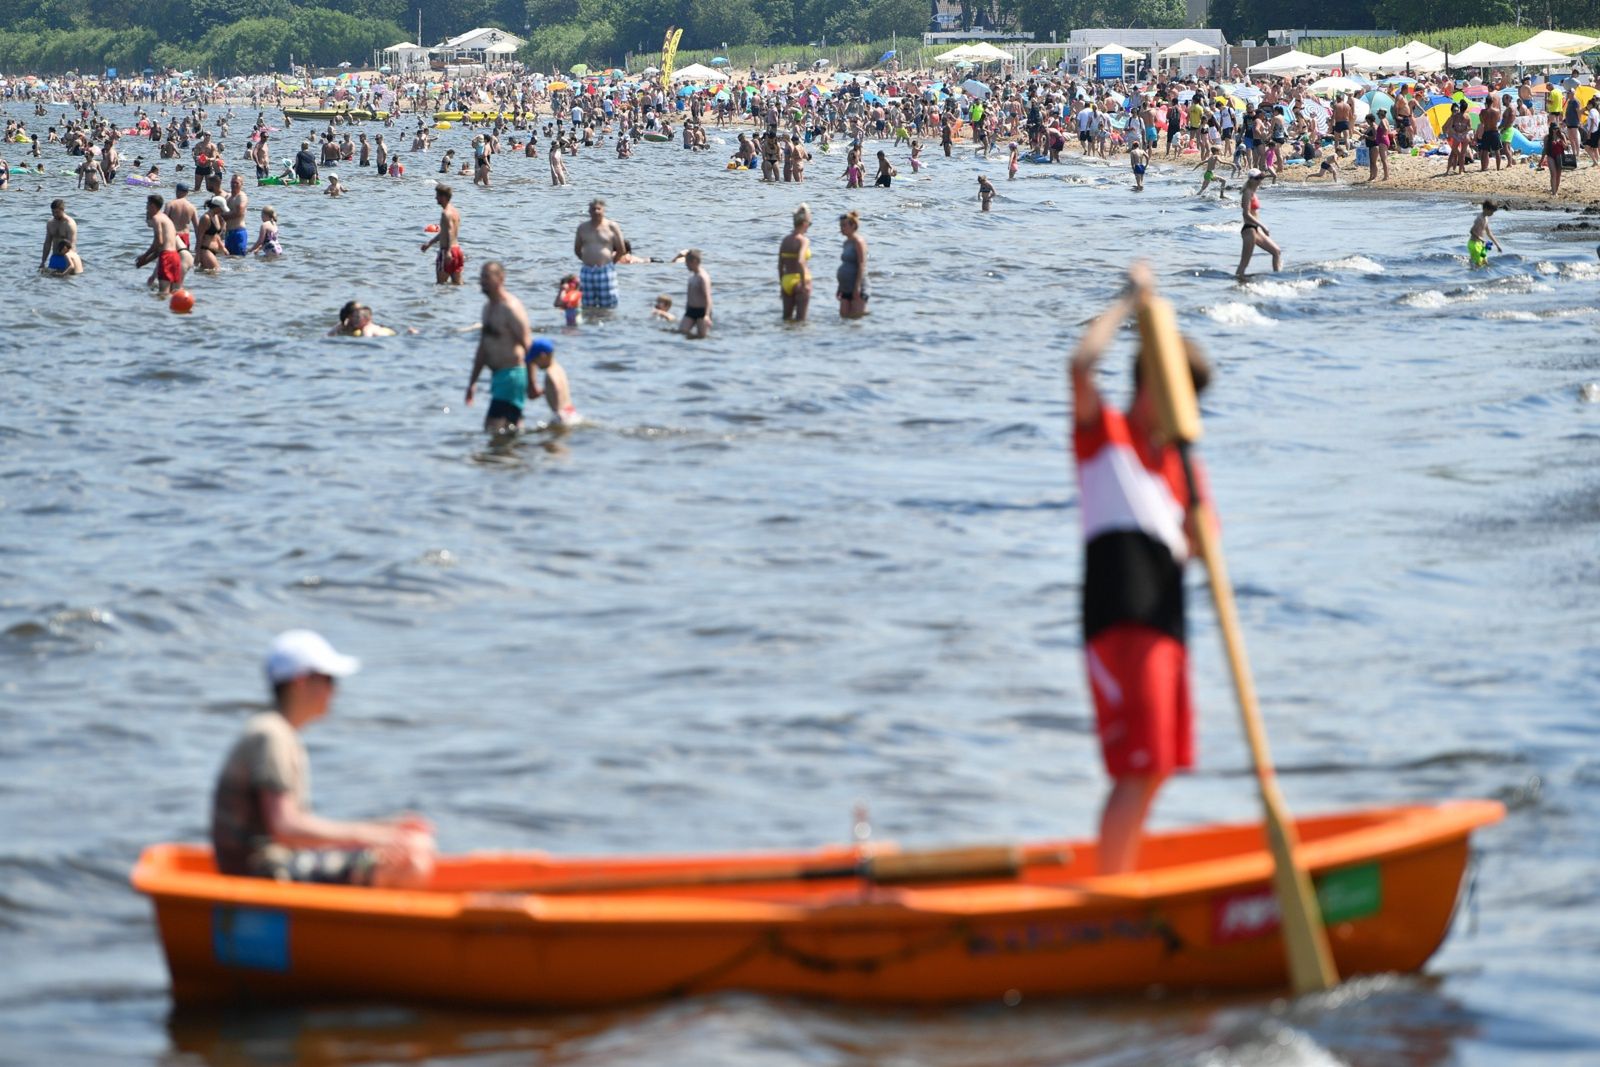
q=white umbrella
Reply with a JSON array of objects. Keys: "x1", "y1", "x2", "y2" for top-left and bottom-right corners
[
  {"x1": 957, "y1": 42, "x2": 1014, "y2": 64},
  {"x1": 1372, "y1": 40, "x2": 1445, "y2": 72},
  {"x1": 1158, "y1": 38, "x2": 1220, "y2": 59},
  {"x1": 671, "y1": 63, "x2": 727, "y2": 83},
  {"x1": 1306, "y1": 46, "x2": 1384, "y2": 71},
  {"x1": 640, "y1": 65, "x2": 660, "y2": 75},
  {"x1": 1517, "y1": 30, "x2": 1600, "y2": 55},
  {"x1": 1088, "y1": 44, "x2": 1145, "y2": 60},
  {"x1": 934, "y1": 46, "x2": 975, "y2": 65},
  {"x1": 1307, "y1": 76, "x2": 1366, "y2": 97},
  {"x1": 1490, "y1": 41, "x2": 1576, "y2": 68},
  {"x1": 961, "y1": 78, "x2": 991, "y2": 99}
]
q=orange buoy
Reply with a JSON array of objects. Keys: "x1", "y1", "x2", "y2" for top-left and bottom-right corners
[
  {"x1": 169, "y1": 289, "x2": 195, "y2": 314},
  {"x1": 424, "y1": 223, "x2": 440, "y2": 233}
]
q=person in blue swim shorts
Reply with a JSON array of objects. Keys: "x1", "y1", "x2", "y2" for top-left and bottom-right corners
[
  {"x1": 465, "y1": 260, "x2": 535, "y2": 434},
  {"x1": 223, "y1": 173, "x2": 249, "y2": 256}
]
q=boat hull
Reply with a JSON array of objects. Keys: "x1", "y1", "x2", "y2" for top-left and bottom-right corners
[{"x1": 132, "y1": 801, "x2": 1501, "y2": 1007}]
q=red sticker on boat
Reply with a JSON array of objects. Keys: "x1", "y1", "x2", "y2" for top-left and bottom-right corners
[{"x1": 1211, "y1": 888, "x2": 1280, "y2": 944}]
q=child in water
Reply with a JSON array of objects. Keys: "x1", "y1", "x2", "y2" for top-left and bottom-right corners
[
  {"x1": 525, "y1": 337, "x2": 579, "y2": 427},
  {"x1": 977, "y1": 174, "x2": 995, "y2": 212},
  {"x1": 1008, "y1": 141, "x2": 1020, "y2": 180},
  {"x1": 554, "y1": 274, "x2": 582, "y2": 326},
  {"x1": 909, "y1": 139, "x2": 922, "y2": 173},
  {"x1": 651, "y1": 295, "x2": 676, "y2": 323},
  {"x1": 247, "y1": 205, "x2": 283, "y2": 257},
  {"x1": 1468, "y1": 201, "x2": 1503, "y2": 267}
]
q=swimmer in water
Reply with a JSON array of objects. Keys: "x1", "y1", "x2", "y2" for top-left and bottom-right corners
[
  {"x1": 328, "y1": 301, "x2": 396, "y2": 337},
  {"x1": 679, "y1": 249, "x2": 712, "y2": 339},
  {"x1": 651, "y1": 295, "x2": 676, "y2": 323},
  {"x1": 41, "y1": 199, "x2": 78, "y2": 271},
  {"x1": 1235, "y1": 170, "x2": 1282, "y2": 280},
  {"x1": 44, "y1": 238, "x2": 84, "y2": 275},
  {"x1": 977, "y1": 174, "x2": 995, "y2": 212},
  {"x1": 420, "y1": 183, "x2": 464, "y2": 285},
  {"x1": 247, "y1": 205, "x2": 283, "y2": 257},
  {"x1": 464, "y1": 260, "x2": 533, "y2": 434},
  {"x1": 778, "y1": 203, "x2": 813, "y2": 323},
  {"x1": 323, "y1": 173, "x2": 344, "y2": 197},
  {"x1": 1467, "y1": 201, "x2": 1503, "y2": 268},
  {"x1": 1129, "y1": 142, "x2": 1148, "y2": 191}
]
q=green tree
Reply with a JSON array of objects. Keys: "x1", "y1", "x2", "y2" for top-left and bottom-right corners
[{"x1": 683, "y1": 0, "x2": 767, "y2": 49}]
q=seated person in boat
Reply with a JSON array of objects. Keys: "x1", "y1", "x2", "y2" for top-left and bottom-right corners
[{"x1": 210, "y1": 630, "x2": 435, "y2": 886}]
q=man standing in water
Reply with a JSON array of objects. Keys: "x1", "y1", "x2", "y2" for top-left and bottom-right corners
[
  {"x1": 464, "y1": 260, "x2": 533, "y2": 434},
  {"x1": 41, "y1": 199, "x2": 78, "y2": 271},
  {"x1": 223, "y1": 173, "x2": 249, "y2": 257},
  {"x1": 1069, "y1": 264, "x2": 1212, "y2": 874},
  {"x1": 165, "y1": 181, "x2": 198, "y2": 255},
  {"x1": 421, "y1": 184, "x2": 464, "y2": 286},
  {"x1": 574, "y1": 198, "x2": 626, "y2": 311},
  {"x1": 211, "y1": 629, "x2": 435, "y2": 886},
  {"x1": 134, "y1": 194, "x2": 184, "y2": 295}
]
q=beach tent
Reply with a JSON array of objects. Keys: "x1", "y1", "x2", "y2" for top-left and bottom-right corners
[
  {"x1": 957, "y1": 42, "x2": 1015, "y2": 64},
  {"x1": 1088, "y1": 44, "x2": 1146, "y2": 61},
  {"x1": 1248, "y1": 50, "x2": 1323, "y2": 75},
  {"x1": 933, "y1": 46, "x2": 977, "y2": 64},
  {"x1": 1450, "y1": 42, "x2": 1508, "y2": 66},
  {"x1": 1307, "y1": 46, "x2": 1384, "y2": 71},
  {"x1": 1157, "y1": 38, "x2": 1220, "y2": 59},
  {"x1": 671, "y1": 63, "x2": 727, "y2": 83},
  {"x1": 1372, "y1": 40, "x2": 1446, "y2": 72},
  {"x1": 1489, "y1": 41, "x2": 1576, "y2": 68},
  {"x1": 1517, "y1": 30, "x2": 1600, "y2": 55}
]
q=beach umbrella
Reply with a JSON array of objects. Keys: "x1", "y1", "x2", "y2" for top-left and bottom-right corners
[
  {"x1": 1451, "y1": 42, "x2": 1507, "y2": 66},
  {"x1": 675, "y1": 85, "x2": 696, "y2": 96},
  {"x1": 641, "y1": 66, "x2": 660, "y2": 75},
  {"x1": 710, "y1": 56, "x2": 729, "y2": 66},
  {"x1": 1488, "y1": 42, "x2": 1573, "y2": 67},
  {"x1": 1308, "y1": 75, "x2": 1366, "y2": 97},
  {"x1": 570, "y1": 64, "x2": 589, "y2": 76},
  {"x1": 1378, "y1": 75, "x2": 1416, "y2": 86},
  {"x1": 1577, "y1": 86, "x2": 1597, "y2": 108},
  {"x1": 1424, "y1": 101, "x2": 1480, "y2": 135},
  {"x1": 1361, "y1": 90, "x2": 1395, "y2": 114},
  {"x1": 879, "y1": 50, "x2": 896, "y2": 63},
  {"x1": 961, "y1": 78, "x2": 991, "y2": 99},
  {"x1": 1516, "y1": 30, "x2": 1600, "y2": 55},
  {"x1": 547, "y1": 80, "x2": 570, "y2": 91}
]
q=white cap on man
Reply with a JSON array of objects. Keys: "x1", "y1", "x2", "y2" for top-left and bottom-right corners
[{"x1": 265, "y1": 630, "x2": 361, "y2": 684}]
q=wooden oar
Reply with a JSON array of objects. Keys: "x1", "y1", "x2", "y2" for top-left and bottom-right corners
[
  {"x1": 491, "y1": 844, "x2": 1072, "y2": 896},
  {"x1": 1134, "y1": 277, "x2": 1339, "y2": 996}
]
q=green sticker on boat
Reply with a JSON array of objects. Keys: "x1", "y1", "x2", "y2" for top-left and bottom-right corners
[{"x1": 1316, "y1": 863, "x2": 1381, "y2": 924}]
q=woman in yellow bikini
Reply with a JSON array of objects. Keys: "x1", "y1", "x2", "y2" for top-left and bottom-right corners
[{"x1": 778, "y1": 203, "x2": 813, "y2": 322}]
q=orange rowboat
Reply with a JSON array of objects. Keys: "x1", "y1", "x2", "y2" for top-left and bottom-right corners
[{"x1": 132, "y1": 800, "x2": 1501, "y2": 1008}]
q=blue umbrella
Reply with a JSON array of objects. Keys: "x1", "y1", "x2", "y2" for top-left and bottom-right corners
[
  {"x1": 1361, "y1": 90, "x2": 1395, "y2": 114},
  {"x1": 675, "y1": 84, "x2": 696, "y2": 96},
  {"x1": 710, "y1": 56, "x2": 729, "y2": 66},
  {"x1": 879, "y1": 50, "x2": 896, "y2": 62}
]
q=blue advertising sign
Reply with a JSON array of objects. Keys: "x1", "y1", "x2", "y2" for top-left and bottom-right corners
[{"x1": 1096, "y1": 54, "x2": 1123, "y2": 80}]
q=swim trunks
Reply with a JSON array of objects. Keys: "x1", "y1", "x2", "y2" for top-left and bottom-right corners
[
  {"x1": 436, "y1": 244, "x2": 465, "y2": 276},
  {"x1": 157, "y1": 249, "x2": 182, "y2": 284},
  {"x1": 46, "y1": 254, "x2": 68, "y2": 272},
  {"x1": 1467, "y1": 236, "x2": 1489, "y2": 267},
  {"x1": 684, "y1": 306, "x2": 707, "y2": 321},
  {"x1": 177, "y1": 231, "x2": 190, "y2": 249},
  {"x1": 224, "y1": 227, "x2": 248, "y2": 256},
  {"x1": 1086, "y1": 623, "x2": 1194, "y2": 778},
  {"x1": 579, "y1": 263, "x2": 618, "y2": 308},
  {"x1": 488, "y1": 365, "x2": 528, "y2": 424}
]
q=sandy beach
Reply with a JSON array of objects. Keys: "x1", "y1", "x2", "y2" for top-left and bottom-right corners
[{"x1": 1268, "y1": 145, "x2": 1600, "y2": 207}]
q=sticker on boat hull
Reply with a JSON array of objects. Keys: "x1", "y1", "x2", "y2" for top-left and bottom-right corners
[
  {"x1": 1211, "y1": 863, "x2": 1383, "y2": 945},
  {"x1": 212, "y1": 906, "x2": 290, "y2": 972}
]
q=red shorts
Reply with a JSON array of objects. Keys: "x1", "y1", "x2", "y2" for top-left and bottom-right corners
[
  {"x1": 157, "y1": 249, "x2": 183, "y2": 284},
  {"x1": 1086, "y1": 624, "x2": 1194, "y2": 778},
  {"x1": 438, "y1": 245, "x2": 465, "y2": 275},
  {"x1": 177, "y1": 232, "x2": 190, "y2": 249}
]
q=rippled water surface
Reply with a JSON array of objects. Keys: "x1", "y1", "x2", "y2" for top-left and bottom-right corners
[{"x1": 2, "y1": 103, "x2": 1599, "y2": 1066}]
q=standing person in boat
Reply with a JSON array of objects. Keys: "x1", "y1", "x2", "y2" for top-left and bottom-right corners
[
  {"x1": 41, "y1": 199, "x2": 78, "y2": 271},
  {"x1": 210, "y1": 630, "x2": 435, "y2": 886},
  {"x1": 1069, "y1": 263, "x2": 1212, "y2": 874},
  {"x1": 574, "y1": 198, "x2": 626, "y2": 311},
  {"x1": 421, "y1": 183, "x2": 464, "y2": 286},
  {"x1": 836, "y1": 210, "x2": 868, "y2": 319}
]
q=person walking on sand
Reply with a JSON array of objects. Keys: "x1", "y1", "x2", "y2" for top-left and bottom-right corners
[
  {"x1": 1235, "y1": 171, "x2": 1281, "y2": 280},
  {"x1": 1069, "y1": 262, "x2": 1213, "y2": 874},
  {"x1": 464, "y1": 260, "x2": 533, "y2": 434},
  {"x1": 420, "y1": 183, "x2": 464, "y2": 285},
  {"x1": 1541, "y1": 123, "x2": 1569, "y2": 197},
  {"x1": 679, "y1": 249, "x2": 712, "y2": 339},
  {"x1": 778, "y1": 203, "x2": 813, "y2": 323}
]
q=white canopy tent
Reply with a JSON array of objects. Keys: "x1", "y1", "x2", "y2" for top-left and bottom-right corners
[
  {"x1": 1306, "y1": 46, "x2": 1384, "y2": 71},
  {"x1": 1372, "y1": 40, "x2": 1445, "y2": 72},
  {"x1": 957, "y1": 42, "x2": 1015, "y2": 63},
  {"x1": 670, "y1": 63, "x2": 728, "y2": 83},
  {"x1": 381, "y1": 41, "x2": 430, "y2": 72},
  {"x1": 1450, "y1": 41, "x2": 1507, "y2": 66},
  {"x1": 1157, "y1": 38, "x2": 1219, "y2": 59},
  {"x1": 1248, "y1": 49, "x2": 1323, "y2": 75},
  {"x1": 1489, "y1": 41, "x2": 1577, "y2": 67},
  {"x1": 1088, "y1": 43, "x2": 1147, "y2": 60},
  {"x1": 1518, "y1": 30, "x2": 1600, "y2": 55}
]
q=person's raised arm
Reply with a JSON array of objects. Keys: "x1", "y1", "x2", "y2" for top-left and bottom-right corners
[{"x1": 1070, "y1": 266, "x2": 1149, "y2": 427}]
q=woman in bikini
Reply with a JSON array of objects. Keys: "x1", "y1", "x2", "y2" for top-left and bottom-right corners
[
  {"x1": 778, "y1": 203, "x2": 813, "y2": 322},
  {"x1": 1235, "y1": 171, "x2": 1282, "y2": 281}
]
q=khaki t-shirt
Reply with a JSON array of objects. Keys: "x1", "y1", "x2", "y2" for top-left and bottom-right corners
[{"x1": 210, "y1": 712, "x2": 309, "y2": 875}]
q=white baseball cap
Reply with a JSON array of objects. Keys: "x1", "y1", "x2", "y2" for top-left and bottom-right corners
[{"x1": 265, "y1": 629, "x2": 360, "y2": 684}]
